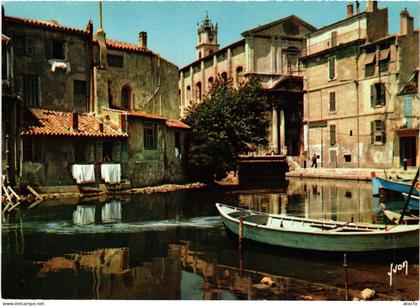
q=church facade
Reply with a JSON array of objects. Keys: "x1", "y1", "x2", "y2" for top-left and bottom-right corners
[{"x1": 179, "y1": 13, "x2": 316, "y2": 156}]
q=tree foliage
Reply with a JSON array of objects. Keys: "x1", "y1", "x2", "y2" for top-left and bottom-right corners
[{"x1": 183, "y1": 77, "x2": 269, "y2": 182}]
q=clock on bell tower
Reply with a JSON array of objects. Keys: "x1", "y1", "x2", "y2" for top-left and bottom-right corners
[{"x1": 196, "y1": 11, "x2": 219, "y2": 59}]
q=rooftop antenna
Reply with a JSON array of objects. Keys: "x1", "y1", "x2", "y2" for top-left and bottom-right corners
[{"x1": 98, "y1": 0, "x2": 103, "y2": 29}]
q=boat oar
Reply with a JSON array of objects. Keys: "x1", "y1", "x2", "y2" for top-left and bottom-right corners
[{"x1": 398, "y1": 168, "x2": 419, "y2": 225}]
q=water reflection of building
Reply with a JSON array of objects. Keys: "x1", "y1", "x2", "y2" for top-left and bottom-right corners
[{"x1": 237, "y1": 179, "x2": 375, "y2": 223}]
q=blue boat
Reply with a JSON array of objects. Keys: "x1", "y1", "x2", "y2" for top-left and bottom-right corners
[
  {"x1": 402, "y1": 193, "x2": 420, "y2": 211},
  {"x1": 371, "y1": 175, "x2": 419, "y2": 197}
]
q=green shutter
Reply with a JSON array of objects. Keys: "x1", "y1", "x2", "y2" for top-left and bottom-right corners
[
  {"x1": 370, "y1": 121, "x2": 374, "y2": 144},
  {"x1": 381, "y1": 121, "x2": 386, "y2": 144},
  {"x1": 370, "y1": 84, "x2": 376, "y2": 107},
  {"x1": 380, "y1": 83, "x2": 386, "y2": 105}
]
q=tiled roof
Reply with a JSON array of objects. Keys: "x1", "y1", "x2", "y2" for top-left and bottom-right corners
[
  {"x1": 166, "y1": 119, "x2": 190, "y2": 129},
  {"x1": 4, "y1": 16, "x2": 90, "y2": 35},
  {"x1": 23, "y1": 109, "x2": 127, "y2": 138},
  {"x1": 124, "y1": 111, "x2": 166, "y2": 121},
  {"x1": 106, "y1": 39, "x2": 154, "y2": 55}
]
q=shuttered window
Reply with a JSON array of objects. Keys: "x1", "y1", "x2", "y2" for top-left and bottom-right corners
[
  {"x1": 330, "y1": 125, "x2": 336, "y2": 146},
  {"x1": 370, "y1": 120, "x2": 385, "y2": 144},
  {"x1": 23, "y1": 138, "x2": 43, "y2": 161},
  {"x1": 403, "y1": 96, "x2": 413, "y2": 128},
  {"x1": 22, "y1": 75, "x2": 40, "y2": 107},
  {"x1": 329, "y1": 92, "x2": 336, "y2": 112},
  {"x1": 370, "y1": 83, "x2": 386, "y2": 107},
  {"x1": 107, "y1": 54, "x2": 123, "y2": 68},
  {"x1": 328, "y1": 57, "x2": 336, "y2": 80},
  {"x1": 74, "y1": 80, "x2": 87, "y2": 110}
]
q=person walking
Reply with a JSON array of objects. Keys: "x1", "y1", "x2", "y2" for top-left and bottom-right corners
[{"x1": 311, "y1": 154, "x2": 318, "y2": 168}]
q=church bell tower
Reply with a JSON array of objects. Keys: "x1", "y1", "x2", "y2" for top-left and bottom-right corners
[{"x1": 196, "y1": 11, "x2": 219, "y2": 59}]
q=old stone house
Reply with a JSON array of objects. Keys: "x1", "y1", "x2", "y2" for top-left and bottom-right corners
[
  {"x1": 301, "y1": 1, "x2": 419, "y2": 169},
  {"x1": 179, "y1": 13, "x2": 316, "y2": 156},
  {"x1": 2, "y1": 13, "x2": 188, "y2": 188}
]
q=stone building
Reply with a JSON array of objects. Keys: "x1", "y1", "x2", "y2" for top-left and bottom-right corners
[
  {"x1": 179, "y1": 14, "x2": 316, "y2": 156},
  {"x1": 2, "y1": 13, "x2": 188, "y2": 188},
  {"x1": 301, "y1": 1, "x2": 419, "y2": 168}
]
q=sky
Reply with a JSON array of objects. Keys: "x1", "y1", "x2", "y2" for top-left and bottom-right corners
[{"x1": 3, "y1": 1, "x2": 419, "y2": 67}]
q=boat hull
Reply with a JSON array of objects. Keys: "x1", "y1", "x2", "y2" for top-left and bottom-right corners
[
  {"x1": 375, "y1": 177, "x2": 419, "y2": 197},
  {"x1": 217, "y1": 204, "x2": 419, "y2": 252},
  {"x1": 402, "y1": 193, "x2": 420, "y2": 211}
]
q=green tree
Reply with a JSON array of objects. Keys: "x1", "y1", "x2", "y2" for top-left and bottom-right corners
[{"x1": 183, "y1": 77, "x2": 269, "y2": 182}]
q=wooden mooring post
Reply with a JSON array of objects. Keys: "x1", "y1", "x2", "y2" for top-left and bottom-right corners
[
  {"x1": 239, "y1": 216, "x2": 244, "y2": 277},
  {"x1": 343, "y1": 253, "x2": 349, "y2": 301}
]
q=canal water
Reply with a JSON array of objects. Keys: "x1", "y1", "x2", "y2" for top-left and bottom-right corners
[{"x1": 2, "y1": 178, "x2": 418, "y2": 300}]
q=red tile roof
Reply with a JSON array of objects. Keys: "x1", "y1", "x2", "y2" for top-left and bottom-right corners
[
  {"x1": 166, "y1": 119, "x2": 190, "y2": 129},
  {"x1": 106, "y1": 39, "x2": 154, "y2": 55},
  {"x1": 5, "y1": 16, "x2": 90, "y2": 35},
  {"x1": 124, "y1": 111, "x2": 166, "y2": 121},
  {"x1": 23, "y1": 109, "x2": 127, "y2": 138}
]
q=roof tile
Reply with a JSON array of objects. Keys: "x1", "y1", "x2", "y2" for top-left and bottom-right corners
[
  {"x1": 24, "y1": 109, "x2": 127, "y2": 138},
  {"x1": 5, "y1": 16, "x2": 89, "y2": 35}
]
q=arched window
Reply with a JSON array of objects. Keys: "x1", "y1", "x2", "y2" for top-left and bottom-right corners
[
  {"x1": 196, "y1": 82, "x2": 202, "y2": 100},
  {"x1": 198, "y1": 51, "x2": 202, "y2": 59},
  {"x1": 208, "y1": 77, "x2": 214, "y2": 89},
  {"x1": 221, "y1": 72, "x2": 227, "y2": 81},
  {"x1": 121, "y1": 84, "x2": 131, "y2": 110},
  {"x1": 236, "y1": 66, "x2": 244, "y2": 83}
]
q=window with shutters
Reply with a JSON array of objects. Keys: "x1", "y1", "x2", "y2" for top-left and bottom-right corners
[
  {"x1": 22, "y1": 75, "x2": 39, "y2": 107},
  {"x1": 329, "y1": 125, "x2": 336, "y2": 146},
  {"x1": 371, "y1": 120, "x2": 385, "y2": 144},
  {"x1": 14, "y1": 35, "x2": 33, "y2": 57},
  {"x1": 328, "y1": 56, "x2": 336, "y2": 80},
  {"x1": 74, "y1": 80, "x2": 87, "y2": 110},
  {"x1": 329, "y1": 91, "x2": 336, "y2": 112},
  {"x1": 121, "y1": 85, "x2": 131, "y2": 109},
  {"x1": 370, "y1": 83, "x2": 386, "y2": 107},
  {"x1": 23, "y1": 137, "x2": 43, "y2": 161},
  {"x1": 107, "y1": 54, "x2": 123, "y2": 68},
  {"x1": 403, "y1": 96, "x2": 413, "y2": 128},
  {"x1": 144, "y1": 123, "x2": 157, "y2": 150}
]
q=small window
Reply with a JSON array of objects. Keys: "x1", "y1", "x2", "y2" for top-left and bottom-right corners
[
  {"x1": 52, "y1": 40, "x2": 65, "y2": 59},
  {"x1": 349, "y1": 130, "x2": 353, "y2": 136},
  {"x1": 370, "y1": 83, "x2": 386, "y2": 107},
  {"x1": 331, "y1": 31, "x2": 337, "y2": 47},
  {"x1": 370, "y1": 120, "x2": 385, "y2": 144},
  {"x1": 365, "y1": 63, "x2": 375, "y2": 77},
  {"x1": 107, "y1": 54, "x2": 124, "y2": 68},
  {"x1": 329, "y1": 92, "x2": 336, "y2": 112},
  {"x1": 328, "y1": 57, "x2": 336, "y2": 80},
  {"x1": 344, "y1": 154, "x2": 351, "y2": 162},
  {"x1": 144, "y1": 123, "x2": 157, "y2": 150},
  {"x1": 186, "y1": 85, "x2": 191, "y2": 91},
  {"x1": 14, "y1": 35, "x2": 33, "y2": 57},
  {"x1": 236, "y1": 66, "x2": 244, "y2": 83},
  {"x1": 329, "y1": 125, "x2": 336, "y2": 146},
  {"x1": 23, "y1": 137, "x2": 43, "y2": 161},
  {"x1": 74, "y1": 80, "x2": 87, "y2": 110},
  {"x1": 22, "y1": 75, "x2": 39, "y2": 107},
  {"x1": 378, "y1": 48, "x2": 390, "y2": 73},
  {"x1": 75, "y1": 140, "x2": 87, "y2": 162},
  {"x1": 121, "y1": 85, "x2": 131, "y2": 110},
  {"x1": 196, "y1": 82, "x2": 202, "y2": 100},
  {"x1": 345, "y1": 191, "x2": 352, "y2": 198},
  {"x1": 103, "y1": 141, "x2": 113, "y2": 161}
]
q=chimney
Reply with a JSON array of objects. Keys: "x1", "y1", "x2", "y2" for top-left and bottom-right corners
[
  {"x1": 347, "y1": 3, "x2": 354, "y2": 18},
  {"x1": 356, "y1": 1, "x2": 360, "y2": 14},
  {"x1": 120, "y1": 113, "x2": 127, "y2": 132},
  {"x1": 99, "y1": 122, "x2": 104, "y2": 133},
  {"x1": 71, "y1": 112, "x2": 79, "y2": 132},
  {"x1": 366, "y1": 0, "x2": 378, "y2": 12},
  {"x1": 139, "y1": 31, "x2": 147, "y2": 49},
  {"x1": 400, "y1": 8, "x2": 414, "y2": 35}
]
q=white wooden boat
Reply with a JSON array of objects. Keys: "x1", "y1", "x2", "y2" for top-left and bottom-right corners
[
  {"x1": 216, "y1": 203, "x2": 419, "y2": 252},
  {"x1": 379, "y1": 203, "x2": 419, "y2": 225}
]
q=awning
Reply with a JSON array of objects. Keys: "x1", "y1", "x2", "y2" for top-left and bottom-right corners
[
  {"x1": 364, "y1": 52, "x2": 376, "y2": 65},
  {"x1": 379, "y1": 48, "x2": 390, "y2": 61},
  {"x1": 396, "y1": 128, "x2": 419, "y2": 137}
]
